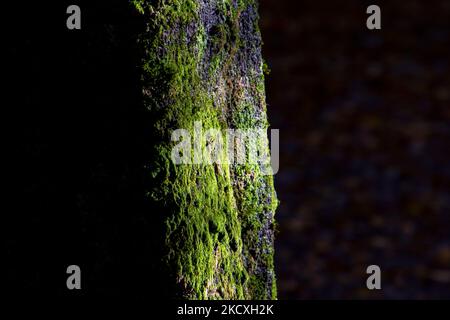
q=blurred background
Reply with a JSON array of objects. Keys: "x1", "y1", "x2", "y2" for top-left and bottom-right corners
[{"x1": 259, "y1": 0, "x2": 450, "y2": 299}]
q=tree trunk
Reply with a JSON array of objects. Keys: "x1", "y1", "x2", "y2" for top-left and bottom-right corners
[
  {"x1": 6, "y1": 0, "x2": 276, "y2": 299},
  {"x1": 134, "y1": 0, "x2": 278, "y2": 299}
]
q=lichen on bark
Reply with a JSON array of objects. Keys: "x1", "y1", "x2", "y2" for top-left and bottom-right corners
[{"x1": 132, "y1": 0, "x2": 278, "y2": 299}]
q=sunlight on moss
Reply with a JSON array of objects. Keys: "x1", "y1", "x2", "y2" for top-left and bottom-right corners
[{"x1": 132, "y1": 0, "x2": 277, "y2": 299}]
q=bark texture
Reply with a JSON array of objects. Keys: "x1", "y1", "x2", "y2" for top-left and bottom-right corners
[{"x1": 134, "y1": 0, "x2": 278, "y2": 299}]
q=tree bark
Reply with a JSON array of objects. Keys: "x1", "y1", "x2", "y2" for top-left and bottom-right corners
[{"x1": 134, "y1": 0, "x2": 278, "y2": 299}]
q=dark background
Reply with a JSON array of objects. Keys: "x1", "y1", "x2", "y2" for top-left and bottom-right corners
[
  {"x1": 6, "y1": 1, "x2": 169, "y2": 297},
  {"x1": 5, "y1": 1, "x2": 450, "y2": 299},
  {"x1": 260, "y1": 0, "x2": 450, "y2": 299}
]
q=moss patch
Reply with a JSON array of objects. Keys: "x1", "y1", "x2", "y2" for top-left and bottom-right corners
[{"x1": 132, "y1": 0, "x2": 277, "y2": 299}]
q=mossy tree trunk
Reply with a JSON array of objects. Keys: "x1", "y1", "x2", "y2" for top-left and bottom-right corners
[{"x1": 133, "y1": 0, "x2": 277, "y2": 299}]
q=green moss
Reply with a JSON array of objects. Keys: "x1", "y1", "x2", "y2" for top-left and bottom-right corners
[{"x1": 133, "y1": 0, "x2": 277, "y2": 299}]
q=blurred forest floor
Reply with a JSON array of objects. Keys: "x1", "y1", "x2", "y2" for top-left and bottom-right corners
[{"x1": 260, "y1": 0, "x2": 450, "y2": 299}]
